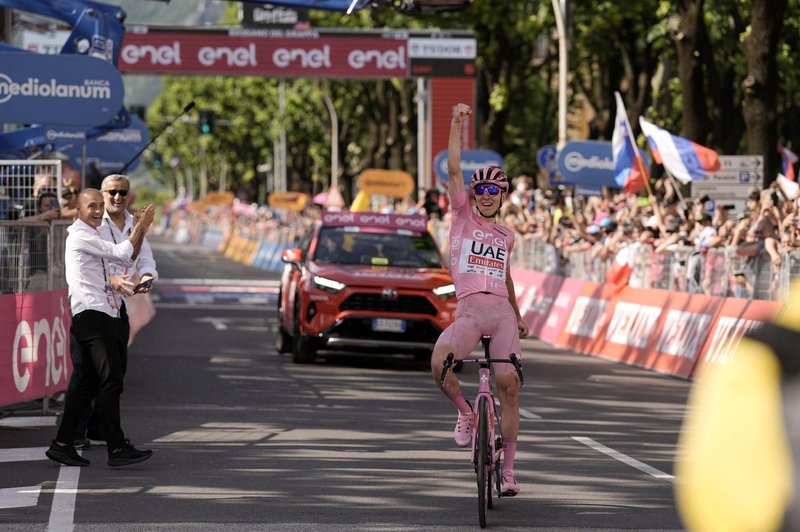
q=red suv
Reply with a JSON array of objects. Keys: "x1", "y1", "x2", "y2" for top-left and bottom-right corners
[{"x1": 276, "y1": 211, "x2": 456, "y2": 363}]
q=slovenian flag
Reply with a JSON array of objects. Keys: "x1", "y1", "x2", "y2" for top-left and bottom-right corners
[
  {"x1": 779, "y1": 143, "x2": 797, "y2": 181},
  {"x1": 638, "y1": 117, "x2": 721, "y2": 184},
  {"x1": 612, "y1": 92, "x2": 645, "y2": 193}
]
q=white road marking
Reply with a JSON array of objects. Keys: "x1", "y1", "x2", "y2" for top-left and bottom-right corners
[
  {"x1": 572, "y1": 436, "x2": 674, "y2": 481},
  {"x1": 0, "y1": 447, "x2": 49, "y2": 463},
  {"x1": 519, "y1": 408, "x2": 542, "y2": 419},
  {"x1": 0, "y1": 485, "x2": 41, "y2": 509},
  {"x1": 158, "y1": 278, "x2": 280, "y2": 287},
  {"x1": 460, "y1": 382, "x2": 543, "y2": 420},
  {"x1": 0, "y1": 416, "x2": 57, "y2": 428},
  {"x1": 153, "y1": 303, "x2": 269, "y2": 311},
  {"x1": 48, "y1": 458, "x2": 82, "y2": 532},
  {"x1": 195, "y1": 317, "x2": 230, "y2": 330}
]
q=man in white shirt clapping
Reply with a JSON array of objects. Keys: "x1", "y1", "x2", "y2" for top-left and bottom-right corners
[
  {"x1": 46, "y1": 189, "x2": 155, "y2": 467},
  {"x1": 71, "y1": 174, "x2": 159, "y2": 449}
]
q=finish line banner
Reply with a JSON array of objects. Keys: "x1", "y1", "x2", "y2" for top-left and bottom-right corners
[{"x1": 119, "y1": 26, "x2": 476, "y2": 79}]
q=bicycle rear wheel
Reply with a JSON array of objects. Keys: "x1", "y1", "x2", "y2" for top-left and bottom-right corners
[{"x1": 476, "y1": 396, "x2": 490, "y2": 528}]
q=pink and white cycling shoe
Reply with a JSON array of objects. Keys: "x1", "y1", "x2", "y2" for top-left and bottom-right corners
[
  {"x1": 501, "y1": 470, "x2": 520, "y2": 496},
  {"x1": 453, "y1": 411, "x2": 472, "y2": 447}
]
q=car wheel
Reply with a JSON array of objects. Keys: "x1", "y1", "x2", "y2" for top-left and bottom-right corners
[
  {"x1": 292, "y1": 334, "x2": 317, "y2": 364},
  {"x1": 275, "y1": 326, "x2": 293, "y2": 354}
]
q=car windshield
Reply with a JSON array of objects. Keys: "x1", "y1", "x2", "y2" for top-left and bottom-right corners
[{"x1": 313, "y1": 227, "x2": 444, "y2": 268}]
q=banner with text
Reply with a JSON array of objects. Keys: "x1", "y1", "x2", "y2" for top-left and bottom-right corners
[
  {"x1": 690, "y1": 297, "x2": 782, "y2": 380},
  {"x1": 119, "y1": 27, "x2": 476, "y2": 79},
  {"x1": 0, "y1": 291, "x2": 72, "y2": 407}
]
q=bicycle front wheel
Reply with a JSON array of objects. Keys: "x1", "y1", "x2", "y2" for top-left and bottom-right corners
[{"x1": 476, "y1": 396, "x2": 490, "y2": 528}]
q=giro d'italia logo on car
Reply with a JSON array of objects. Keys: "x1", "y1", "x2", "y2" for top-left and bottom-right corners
[{"x1": 0, "y1": 73, "x2": 113, "y2": 104}]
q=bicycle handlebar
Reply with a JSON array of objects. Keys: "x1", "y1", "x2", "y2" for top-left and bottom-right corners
[{"x1": 439, "y1": 352, "x2": 525, "y2": 386}]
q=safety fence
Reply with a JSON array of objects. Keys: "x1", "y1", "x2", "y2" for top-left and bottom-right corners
[
  {"x1": 1, "y1": 220, "x2": 156, "y2": 409},
  {"x1": 0, "y1": 160, "x2": 63, "y2": 222},
  {"x1": 161, "y1": 213, "x2": 798, "y2": 380},
  {"x1": 429, "y1": 223, "x2": 795, "y2": 301},
  {"x1": 166, "y1": 220, "x2": 306, "y2": 273},
  {"x1": 171, "y1": 217, "x2": 799, "y2": 302},
  {"x1": 1, "y1": 220, "x2": 69, "y2": 294}
]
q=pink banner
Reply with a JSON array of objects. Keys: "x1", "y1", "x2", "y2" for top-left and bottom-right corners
[
  {"x1": 120, "y1": 29, "x2": 410, "y2": 79},
  {"x1": 0, "y1": 291, "x2": 72, "y2": 407},
  {"x1": 512, "y1": 269, "x2": 584, "y2": 344},
  {"x1": 321, "y1": 211, "x2": 428, "y2": 232}
]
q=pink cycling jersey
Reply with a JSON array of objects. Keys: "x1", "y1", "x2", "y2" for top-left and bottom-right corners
[{"x1": 448, "y1": 189, "x2": 516, "y2": 300}]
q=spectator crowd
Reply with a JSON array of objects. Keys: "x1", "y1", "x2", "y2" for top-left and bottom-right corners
[{"x1": 5, "y1": 155, "x2": 799, "y2": 302}]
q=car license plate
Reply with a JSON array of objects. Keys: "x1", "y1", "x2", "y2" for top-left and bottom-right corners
[{"x1": 372, "y1": 318, "x2": 406, "y2": 333}]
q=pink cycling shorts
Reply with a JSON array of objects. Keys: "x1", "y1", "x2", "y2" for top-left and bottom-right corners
[{"x1": 434, "y1": 292, "x2": 522, "y2": 377}]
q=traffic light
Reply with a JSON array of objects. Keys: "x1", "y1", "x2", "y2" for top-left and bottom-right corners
[
  {"x1": 129, "y1": 105, "x2": 146, "y2": 120},
  {"x1": 198, "y1": 109, "x2": 216, "y2": 135},
  {"x1": 151, "y1": 151, "x2": 162, "y2": 169}
]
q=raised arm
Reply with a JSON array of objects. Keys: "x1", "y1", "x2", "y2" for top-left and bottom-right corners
[
  {"x1": 128, "y1": 204, "x2": 155, "y2": 262},
  {"x1": 448, "y1": 103, "x2": 472, "y2": 196}
]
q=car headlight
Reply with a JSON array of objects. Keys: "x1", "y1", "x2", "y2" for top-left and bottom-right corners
[
  {"x1": 312, "y1": 275, "x2": 346, "y2": 293},
  {"x1": 433, "y1": 283, "x2": 456, "y2": 298}
]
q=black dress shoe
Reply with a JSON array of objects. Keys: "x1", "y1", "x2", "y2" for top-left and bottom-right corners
[
  {"x1": 46, "y1": 441, "x2": 90, "y2": 467},
  {"x1": 108, "y1": 443, "x2": 153, "y2": 467}
]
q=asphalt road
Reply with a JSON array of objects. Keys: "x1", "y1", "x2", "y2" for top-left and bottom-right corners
[{"x1": 0, "y1": 235, "x2": 690, "y2": 531}]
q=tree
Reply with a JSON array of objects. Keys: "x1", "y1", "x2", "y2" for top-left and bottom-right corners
[{"x1": 742, "y1": 0, "x2": 789, "y2": 187}]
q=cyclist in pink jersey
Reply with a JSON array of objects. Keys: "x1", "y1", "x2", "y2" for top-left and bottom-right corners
[{"x1": 431, "y1": 102, "x2": 529, "y2": 496}]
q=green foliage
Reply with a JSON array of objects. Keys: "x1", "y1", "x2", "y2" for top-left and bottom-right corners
[
  {"x1": 131, "y1": 185, "x2": 173, "y2": 212},
  {"x1": 142, "y1": 0, "x2": 800, "y2": 195}
]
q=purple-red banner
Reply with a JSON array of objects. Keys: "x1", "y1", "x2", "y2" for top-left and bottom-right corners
[
  {"x1": 121, "y1": 28, "x2": 407, "y2": 79},
  {"x1": 0, "y1": 291, "x2": 72, "y2": 407}
]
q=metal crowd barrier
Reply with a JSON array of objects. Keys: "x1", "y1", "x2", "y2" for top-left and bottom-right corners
[
  {"x1": 510, "y1": 236, "x2": 793, "y2": 301},
  {"x1": 0, "y1": 220, "x2": 71, "y2": 294},
  {"x1": 164, "y1": 214, "x2": 798, "y2": 302}
]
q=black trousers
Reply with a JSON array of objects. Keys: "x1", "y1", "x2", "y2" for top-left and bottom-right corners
[
  {"x1": 57, "y1": 309, "x2": 126, "y2": 450},
  {"x1": 69, "y1": 303, "x2": 129, "y2": 440}
]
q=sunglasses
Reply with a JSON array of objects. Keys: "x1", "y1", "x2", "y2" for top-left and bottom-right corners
[
  {"x1": 103, "y1": 189, "x2": 129, "y2": 197},
  {"x1": 473, "y1": 184, "x2": 502, "y2": 196}
]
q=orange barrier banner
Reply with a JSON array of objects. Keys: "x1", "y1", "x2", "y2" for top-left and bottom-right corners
[
  {"x1": 554, "y1": 284, "x2": 728, "y2": 379},
  {"x1": 690, "y1": 297, "x2": 783, "y2": 379},
  {"x1": 596, "y1": 289, "x2": 725, "y2": 378}
]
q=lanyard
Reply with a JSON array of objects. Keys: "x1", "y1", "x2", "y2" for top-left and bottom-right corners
[{"x1": 100, "y1": 222, "x2": 120, "y2": 313}]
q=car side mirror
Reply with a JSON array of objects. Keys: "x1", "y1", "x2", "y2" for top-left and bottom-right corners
[{"x1": 281, "y1": 247, "x2": 303, "y2": 268}]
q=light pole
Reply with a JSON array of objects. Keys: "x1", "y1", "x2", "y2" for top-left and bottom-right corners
[
  {"x1": 551, "y1": 0, "x2": 569, "y2": 148},
  {"x1": 322, "y1": 92, "x2": 339, "y2": 189},
  {"x1": 278, "y1": 80, "x2": 287, "y2": 192},
  {"x1": 415, "y1": 77, "x2": 429, "y2": 192}
]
